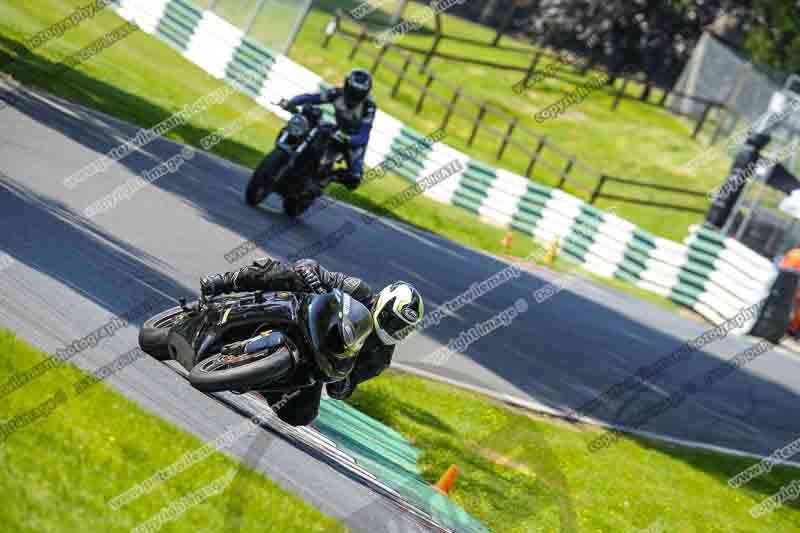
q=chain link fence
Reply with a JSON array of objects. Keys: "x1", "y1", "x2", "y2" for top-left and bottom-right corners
[
  {"x1": 672, "y1": 32, "x2": 800, "y2": 159},
  {"x1": 673, "y1": 31, "x2": 800, "y2": 258}
]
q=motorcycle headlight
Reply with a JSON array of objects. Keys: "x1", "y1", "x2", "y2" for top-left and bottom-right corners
[{"x1": 286, "y1": 115, "x2": 309, "y2": 137}]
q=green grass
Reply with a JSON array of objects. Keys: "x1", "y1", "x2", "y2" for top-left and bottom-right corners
[
  {"x1": 0, "y1": 0, "x2": 685, "y2": 315},
  {"x1": 0, "y1": 330, "x2": 345, "y2": 532},
  {"x1": 348, "y1": 370, "x2": 800, "y2": 532},
  {"x1": 286, "y1": 0, "x2": 734, "y2": 241}
]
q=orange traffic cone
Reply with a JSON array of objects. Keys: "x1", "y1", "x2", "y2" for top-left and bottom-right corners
[
  {"x1": 433, "y1": 464, "x2": 458, "y2": 495},
  {"x1": 501, "y1": 232, "x2": 513, "y2": 249}
]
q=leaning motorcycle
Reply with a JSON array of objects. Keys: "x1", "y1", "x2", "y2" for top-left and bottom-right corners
[
  {"x1": 245, "y1": 100, "x2": 348, "y2": 218},
  {"x1": 138, "y1": 289, "x2": 372, "y2": 394}
]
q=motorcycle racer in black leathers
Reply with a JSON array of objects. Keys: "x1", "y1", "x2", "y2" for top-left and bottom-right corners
[
  {"x1": 200, "y1": 257, "x2": 423, "y2": 426},
  {"x1": 284, "y1": 68, "x2": 375, "y2": 191}
]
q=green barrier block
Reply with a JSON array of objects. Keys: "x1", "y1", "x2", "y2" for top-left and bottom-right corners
[
  {"x1": 453, "y1": 193, "x2": 482, "y2": 214},
  {"x1": 465, "y1": 158, "x2": 497, "y2": 180}
]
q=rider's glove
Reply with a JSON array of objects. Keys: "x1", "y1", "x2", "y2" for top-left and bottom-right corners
[
  {"x1": 326, "y1": 376, "x2": 355, "y2": 400},
  {"x1": 293, "y1": 261, "x2": 326, "y2": 294},
  {"x1": 278, "y1": 99, "x2": 297, "y2": 113},
  {"x1": 200, "y1": 274, "x2": 226, "y2": 297},
  {"x1": 332, "y1": 129, "x2": 351, "y2": 145}
]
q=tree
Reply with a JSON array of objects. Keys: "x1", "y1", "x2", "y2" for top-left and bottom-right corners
[
  {"x1": 516, "y1": 0, "x2": 756, "y2": 84},
  {"x1": 745, "y1": 0, "x2": 800, "y2": 73}
]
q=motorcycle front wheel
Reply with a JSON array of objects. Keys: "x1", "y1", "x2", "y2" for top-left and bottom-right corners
[
  {"x1": 245, "y1": 150, "x2": 288, "y2": 207},
  {"x1": 283, "y1": 195, "x2": 315, "y2": 218},
  {"x1": 188, "y1": 348, "x2": 295, "y2": 393}
]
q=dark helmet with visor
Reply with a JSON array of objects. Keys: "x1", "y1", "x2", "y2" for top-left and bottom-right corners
[
  {"x1": 306, "y1": 289, "x2": 372, "y2": 381},
  {"x1": 343, "y1": 68, "x2": 373, "y2": 108}
]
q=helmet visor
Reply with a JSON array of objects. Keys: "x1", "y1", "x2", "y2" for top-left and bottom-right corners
[{"x1": 308, "y1": 290, "x2": 371, "y2": 359}]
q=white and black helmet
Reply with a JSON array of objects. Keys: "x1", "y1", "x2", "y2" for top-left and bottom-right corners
[{"x1": 372, "y1": 281, "x2": 423, "y2": 345}]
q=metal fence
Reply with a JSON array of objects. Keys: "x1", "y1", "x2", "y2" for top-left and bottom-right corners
[{"x1": 672, "y1": 31, "x2": 800, "y2": 156}]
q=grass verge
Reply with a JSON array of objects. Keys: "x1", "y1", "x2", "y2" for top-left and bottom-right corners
[
  {"x1": 348, "y1": 370, "x2": 800, "y2": 532},
  {"x1": 0, "y1": 330, "x2": 344, "y2": 532}
]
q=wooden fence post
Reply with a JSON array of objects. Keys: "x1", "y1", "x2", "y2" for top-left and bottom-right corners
[
  {"x1": 658, "y1": 88, "x2": 670, "y2": 107},
  {"x1": 468, "y1": 104, "x2": 487, "y2": 146},
  {"x1": 612, "y1": 77, "x2": 628, "y2": 111},
  {"x1": 590, "y1": 175, "x2": 607, "y2": 204},
  {"x1": 415, "y1": 72, "x2": 436, "y2": 114},
  {"x1": 370, "y1": 43, "x2": 389, "y2": 74},
  {"x1": 348, "y1": 26, "x2": 367, "y2": 60},
  {"x1": 580, "y1": 56, "x2": 595, "y2": 76},
  {"x1": 520, "y1": 50, "x2": 543, "y2": 91},
  {"x1": 640, "y1": 81, "x2": 651, "y2": 102},
  {"x1": 692, "y1": 102, "x2": 713, "y2": 139},
  {"x1": 421, "y1": 13, "x2": 443, "y2": 72},
  {"x1": 492, "y1": 4, "x2": 516, "y2": 46},
  {"x1": 390, "y1": 54, "x2": 413, "y2": 98},
  {"x1": 440, "y1": 86, "x2": 462, "y2": 131},
  {"x1": 557, "y1": 158, "x2": 574, "y2": 189},
  {"x1": 496, "y1": 117, "x2": 518, "y2": 160},
  {"x1": 525, "y1": 137, "x2": 547, "y2": 178}
]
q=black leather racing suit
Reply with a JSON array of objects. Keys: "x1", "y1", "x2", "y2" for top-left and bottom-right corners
[{"x1": 201, "y1": 258, "x2": 394, "y2": 426}]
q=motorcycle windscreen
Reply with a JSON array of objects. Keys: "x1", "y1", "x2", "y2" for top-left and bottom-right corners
[{"x1": 307, "y1": 290, "x2": 372, "y2": 379}]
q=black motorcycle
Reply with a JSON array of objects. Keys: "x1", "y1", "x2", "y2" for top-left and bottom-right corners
[
  {"x1": 245, "y1": 100, "x2": 349, "y2": 218},
  {"x1": 138, "y1": 289, "x2": 372, "y2": 393}
]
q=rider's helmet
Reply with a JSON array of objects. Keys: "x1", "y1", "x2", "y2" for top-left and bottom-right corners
[
  {"x1": 308, "y1": 289, "x2": 373, "y2": 380},
  {"x1": 343, "y1": 68, "x2": 373, "y2": 109},
  {"x1": 372, "y1": 282, "x2": 423, "y2": 345}
]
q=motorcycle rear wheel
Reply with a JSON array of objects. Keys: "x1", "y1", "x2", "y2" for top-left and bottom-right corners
[{"x1": 139, "y1": 306, "x2": 185, "y2": 360}]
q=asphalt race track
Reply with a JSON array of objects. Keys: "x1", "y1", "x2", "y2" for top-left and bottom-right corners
[{"x1": 3, "y1": 82, "x2": 800, "y2": 525}]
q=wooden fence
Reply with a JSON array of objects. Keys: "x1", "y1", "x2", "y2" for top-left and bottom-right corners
[
  {"x1": 329, "y1": 10, "x2": 730, "y2": 142},
  {"x1": 322, "y1": 11, "x2": 710, "y2": 215}
]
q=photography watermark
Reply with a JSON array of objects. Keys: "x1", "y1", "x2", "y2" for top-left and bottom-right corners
[
  {"x1": 109, "y1": 390, "x2": 299, "y2": 510},
  {"x1": 374, "y1": 0, "x2": 466, "y2": 47},
  {"x1": 222, "y1": 129, "x2": 446, "y2": 265},
  {"x1": 286, "y1": 159, "x2": 463, "y2": 261},
  {"x1": 686, "y1": 97, "x2": 800, "y2": 171},
  {"x1": 750, "y1": 478, "x2": 800, "y2": 518},
  {"x1": 423, "y1": 298, "x2": 528, "y2": 366},
  {"x1": 0, "y1": 20, "x2": 139, "y2": 112},
  {"x1": 130, "y1": 468, "x2": 238, "y2": 533},
  {"x1": 729, "y1": 435, "x2": 800, "y2": 489},
  {"x1": 707, "y1": 142, "x2": 794, "y2": 202},
  {"x1": 0, "y1": 297, "x2": 163, "y2": 400},
  {"x1": 84, "y1": 146, "x2": 195, "y2": 218},
  {"x1": 223, "y1": 407, "x2": 577, "y2": 532},
  {"x1": 64, "y1": 67, "x2": 267, "y2": 189},
  {"x1": 512, "y1": 51, "x2": 578, "y2": 94},
  {"x1": 72, "y1": 347, "x2": 147, "y2": 395},
  {"x1": 349, "y1": 0, "x2": 387, "y2": 20},
  {"x1": 588, "y1": 339, "x2": 772, "y2": 453},
  {"x1": 0, "y1": 389, "x2": 68, "y2": 444},
  {"x1": 535, "y1": 71, "x2": 611, "y2": 123},
  {"x1": 566, "y1": 300, "x2": 763, "y2": 422}
]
